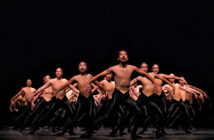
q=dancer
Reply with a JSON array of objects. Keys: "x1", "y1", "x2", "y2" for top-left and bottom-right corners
[
  {"x1": 29, "y1": 68, "x2": 78, "y2": 134},
  {"x1": 84, "y1": 50, "x2": 157, "y2": 138}
]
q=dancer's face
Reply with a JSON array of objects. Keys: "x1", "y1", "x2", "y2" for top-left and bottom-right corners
[
  {"x1": 55, "y1": 68, "x2": 63, "y2": 78},
  {"x1": 45, "y1": 75, "x2": 51, "y2": 83},
  {"x1": 26, "y1": 79, "x2": 32, "y2": 86},
  {"x1": 179, "y1": 79, "x2": 184, "y2": 85},
  {"x1": 169, "y1": 74, "x2": 175, "y2": 83},
  {"x1": 118, "y1": 51, "x2": 128, "y2": 63},
  {"x1": 140, "y1": 63, "x2": 148, "y2": 72},
  {"x1": 152, "y1": 64, "x2": 159, "y2": 74},
  {"x1": 79, "y1": 62, "x2": 87, "y2": 73},
  {"x1": 105, "y1": 73, "x2": 112, "y2": 81}
]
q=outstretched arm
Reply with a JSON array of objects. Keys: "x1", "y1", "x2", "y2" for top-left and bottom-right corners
[
  {"x1": 135, "y1": 68, "x2": 155, "y2": 84},
  {"x1": 69, "y1": 84, "x2": 79, "y2": 94},
  {"x1": 155, "y1": 75, "x2": 175, "y2": 93},
  {"x1": 89, "y1": 67, "x2": 114, "y2": 84},
  {"x1": 10, "y1": 88, "x2": 24, "y2": 104},
  {"x1": 130, "y1": 77, "x2": 139, "y2": 87},
  {"x1": 33, "y1": 81, "x2": 52, "y2": 96},
  {"x1": 188, "y1": 85, "x2": 207, "y2": 98},
  {"x1": 56, "y1": 76, "x2": 76, "y2": 93},
  {"x1": 130, "y1": 86, "x2": 139, "y2": 97},
  {"x1": 159, "y1": 74, "x2": 187, "y2": 84}
]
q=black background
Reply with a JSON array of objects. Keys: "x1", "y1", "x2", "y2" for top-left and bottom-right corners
[{"x1": 0, "y1": 0, "x2": 214, "y2": 127}]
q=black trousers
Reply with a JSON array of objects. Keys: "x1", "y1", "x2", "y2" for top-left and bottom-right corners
[
  {"x1": 19, "y1": 98, "x2": 48, "y2": 131},
  {"x1": 13, "y1": 102, "x2": 31, "y2": 129},
  {"x1": 90, "y1": 88, "x2": 144, "y2": 135},
  {"x1": 167, "y1": 99, "x2": 191, "y2": 131},
  {"x1": 61, "y1": 94, "x2": 95, "y2": 133},
  {"x1": 30, "y1": 96, "x2": 74, "y2": 133},
  {"x1": 135, "y1": 92, "x2": 164, "y2": 134}
]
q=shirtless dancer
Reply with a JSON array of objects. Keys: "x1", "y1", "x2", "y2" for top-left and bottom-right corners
[
  {"x1": 53, "y1": 61, "x2": 99, "y2": 136},
  {"x1": 163, "y1": 74, "x2": 193, "y2": 133},
  {"x1": 84, "y1": 49, "x2": 157, "y2": 138},
  {"x1": 8, "y1": 92, "x2": 28, "y2": 128},
  {"x1": 92, "y1": 73, "x2": 126, "y2": 135},
  {"x1": 10, "y1": 93, "x2": 28, "y2": 113},
  {"x1": 29, "y1": 68, "x2": 78, "y2": 134},
  {"x1": 130, "y1": 62, "x2": 175, "y2": 136},
  {"x1": 179, "y1": 79, "x2": 206, "y2": 129},
  {"x1": 144, "y1": 64, "x2": 187, "y2": 135},
  {"x1": 10, "y1": 79, "x2": 36, "y2": 130},
  {"x1": 19, "y1": 75, "x2": 54, "y2": 131}
]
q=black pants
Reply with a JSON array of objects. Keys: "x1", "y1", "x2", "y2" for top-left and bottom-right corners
[
  {"x1": 90, "y1": 88, "x2": 144, "y2": 135},
  {"x1": 13, "y1": 102, "x2": 31, "y2": 130},
  {"x1": 8, "y1": 105, "x2": 27, "y2": 127},
  {"x1": 30, "y1": 96, "x2": 74, "y2": 133},
  {"x1": 136, "y1": 92, "x2": 164, "y2": 134},
  {"x1": 167, "y1": 99, "x2": 191, "y2": 131},
  {"x1": 61, "y1": 94, "x2": 95, "y2": 133}
]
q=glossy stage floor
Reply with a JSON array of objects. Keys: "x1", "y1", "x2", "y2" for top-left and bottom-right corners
[{"x1": 1, "y1": 127, "x2": 214, "y2": 140}]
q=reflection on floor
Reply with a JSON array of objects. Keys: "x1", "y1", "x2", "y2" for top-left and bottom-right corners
[{"x1": 1, "y1": 127, "x2": 214, "y2": 140}]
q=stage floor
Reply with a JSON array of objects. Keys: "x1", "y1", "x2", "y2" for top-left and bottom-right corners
[{"x1": 1, "y1": 127, "x2": 214, "y2": 140}]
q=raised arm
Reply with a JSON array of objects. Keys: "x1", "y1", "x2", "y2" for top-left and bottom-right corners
[
  {"x1": 156, "y1": 75, "x2": 175, "y2": 93},
  {"x1": 10, "y1": 88, "x2": 24, "y2": 104},
  {"x1": 159, "y1": 74, "x2": 187, "y2": 84},
  {"x1": 130, "y1": 77, "x2": 139, "y2": 87},
  {"x1": 33, "y1": 81, "x2": 52, "y2": 96},
  {"x1": 56, "y1": 76, "x2": 76, "y2": 94},
  {"x1": 10, "y1": 96, "x2": 21, "y2": 112},
  {"x1": 69, "y1": 84, "x2": 79, "y2": 94},
  {"x1": 135, "y1": 68, "x2": 155, "y2": 84},
  {"x1": 188, "y1": 85, "x2": 207, "y2": 98},
  {"x1": 89, "y1": 67, "x2": 113, "y2": 84}
]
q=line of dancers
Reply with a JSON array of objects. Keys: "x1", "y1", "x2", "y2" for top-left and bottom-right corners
[{"x1": 8, "y1": 49, "x2": 211, "y2": 138}]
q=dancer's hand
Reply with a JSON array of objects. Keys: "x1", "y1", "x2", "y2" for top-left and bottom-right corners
[
  {"x1": 203, "y1": 93, "x2": 208, "y2": 99},
  {"x1": 14, "y1": 107, "x2": 19, "y2": 112},
  {"x1": 9, "y1": 105, "x2": 14, "y2": 112},
  {"x1": 31, "y1": 102, "x2": 36, "y2": 110},
  {"x1": 199, "y1": 94, "x2": 205, "y2": 103},
  {"x1": 181, "y1": 77, "x2": 187, "y2": 85},
  {"x1": 83, "y1": 84, "x2": 92, "y2": 95}
]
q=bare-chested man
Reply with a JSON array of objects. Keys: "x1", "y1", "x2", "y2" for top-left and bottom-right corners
[
  {"x1": 129, "y1": 62, "x2": 175, "y2": 136},
  {"x1": 29, "y1": 68, "x2": 78, "y2": 134},
  {"x1": 11, "y1": 79, "x2": 36, "y2": 105},
  {"x1": 10, "y1": 79, "x2": 36, "y2": 130},
  {"x1": 84, "y1": 49, "x2": 157, "y2": 138},
  {"x1": 52, "y1": 61, "x2": 99, "y2": 136},
  {"x1": 163, "y1": 74, "x2": 193, "y2": 133},
  {"x1": 19, "y1": 75, "x2": 55, "y2": 131},
  {"x1": 10, "y1": 93, "x2": 28, "y2": 113}
]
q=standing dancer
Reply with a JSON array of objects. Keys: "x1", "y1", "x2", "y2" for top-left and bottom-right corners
[{"x1": 84, "y1": 49, "x2": 157, "y2": 138}]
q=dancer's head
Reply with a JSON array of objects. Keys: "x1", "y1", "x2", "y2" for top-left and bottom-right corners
[
  {"x1": 26, "y1": 79, "x2": 32, "y2": 87},
  {"x1": 55, "y1": 67, "x2": 63, "y2": 78},
  {"x1": 152, "y1": 63, "x2": 159, "y2": 74},
  {"x1": 118, "y1": 49, "x2": 129, "y2": 63},
  {"x1": 105, "y1": 73, "x2": 113, "y2": 82},
  {"x1": 78, "y1": 61, "x2": 88, "y2": 74},
  {"x1": 169, "y1": 73, "x2": 175, "y2": 83},
  {"x1": 140, "y1": 62, "x2": 148, "y2": 72},
  {"x1": 179, "y1": 76, "x2": 185, "y2": 86},
  {"x1": 45, "y1": 75, "x2": 51, "y2": 83}
]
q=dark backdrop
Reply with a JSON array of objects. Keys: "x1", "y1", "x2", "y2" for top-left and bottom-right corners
[{"x1": 0, "y1": 0, "x2": 214, "y2": 127}]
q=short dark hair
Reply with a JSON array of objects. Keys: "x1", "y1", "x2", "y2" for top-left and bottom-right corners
[
  {"x1": 141, "y1": 62, "x2": 148, "y2": 66},
  {"x1": 118, "y1": 49, "x2": 128, "y2": 56},
  {"x1": 152, "y1": 63, "x2": 159, "y2": 67},
  {"x1": 56, "y1": 67, "x2": 63, "y2": 73},
  {"x1": 79, "y1": 61, "x2": 87, "y2": 66}
]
